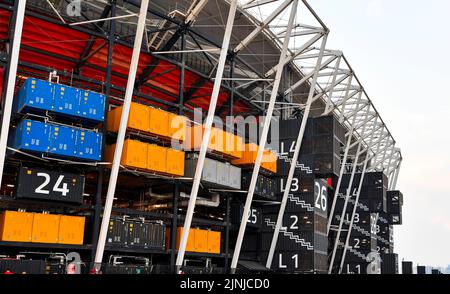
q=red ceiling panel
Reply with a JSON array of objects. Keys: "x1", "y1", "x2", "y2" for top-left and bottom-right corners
[{"x1": 0, "y1": 8, "x2": 251, "y2": 114}]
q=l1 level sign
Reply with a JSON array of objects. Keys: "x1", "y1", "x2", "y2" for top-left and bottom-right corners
[{"x1": 15, "y1": 167, "x2": 85, "y2": 204}]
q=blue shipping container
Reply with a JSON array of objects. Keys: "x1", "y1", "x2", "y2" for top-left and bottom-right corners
[
  {"x1": 14, "y1": 78, "x2": 54, "y2": 113},
  {"x1": 75, "y1": 129, "x2": 102, "y2": 161},
  {"x1": 13, "y1": 119, "x2": 50, "y2": 153},
  {"x1": 48, "y1": 124, "x2": 77, "y2": 158},
  {"x1": 78, "y1": 89, "x2": 106, "y2": 122},
  {"x1": 53, "y1": 84, "x2": 79, "y2": 117}
]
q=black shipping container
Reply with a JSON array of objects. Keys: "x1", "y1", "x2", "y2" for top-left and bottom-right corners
[
  {"x1": 240, "y1": 232, "x2": 260, "y2": 255},
  {"x1": 264, "y1": 194, "x2": 315, "y2": 214},
  {"x1": 45, "y1": 263, "x2": 67, "y2": 274},
  {"x1": 260, "y1": 250, "x2": 327, "y2": 273},
  {"x1": 276, "y1": 176, "x2": 314, "y2": 195},
  {"x1": 402, "y1": 261, "x2": 413, "y2": 274},
  {"x1": 107, "y1": 218, "x2": 165, "y2": 249},
  {"x1": 103, "y1": 264, "x2": 152, "y2": 274},
  {"x1": 107, "y1": 217, "x2": 129, "y2": 246},
  {"x1": 277, "y1": 151, "x2": 315, "y2": 176},
  {"x1": 279, "y1": 117, "x2": 314, "y2": 139},
  {"x1": 342, "y1": 262, "x2": 371, "y2": 275},
  {"x1": 15, "y1": 166, "x2": 85, "y2": 204},
  {"x1": 146, "y1": 222, "x2": 165, "y2": 249},
  {"x1": 230, "y1": 203, "x2": 262, "y2": 229},
  {"x1": 431, "y1": 269, "x2": 442, "y2": 275},
  {"x1": 381, "y1": 253, "x2": 398, "y2": 274},
  {"x1": 334, "y1": 249, "x2": 373, "y2": 264},
  {"x1": 312, "y1": 134, "x2": 341, "y2": 156},
  {"x1": 0, "y1": 259, "x2": 46, "y2": 274},
  {"x1": 241, "y1": 172, "x2": 277, "y2": 200},
  {"x1": 313, "y1": 153, "x2": 341, "y2": 176},
  {"x1": 313, "y1": 115, "x2": 346, "y2": 144},
  {"x1": 260, "y1": 231, "x2": 326, "y2": 253},
  {"x1": 417, "y1": 266, "x2": 426, "y2": 274},
  {"x1": 335, "y1": 234, "x2": 377, "y2": 251},
  {"x1": 261, "y1": 212, "x2": 327, "y2": 235},
  {"x1": 387, "y1": 190, "x2": 403, "y2": 225}
]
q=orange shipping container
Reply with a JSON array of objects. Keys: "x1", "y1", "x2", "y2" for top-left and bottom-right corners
[
  {"x1": 32, "y1": 213, "x2": 60, "y2": 244},
  {"x1": 231, "y1": 143, "x2": 258, "y2": 165},
  {"x1": 207, "y1": 230, "x2": 221, "y2": 254},
  {"x1": 107, "y1": 102, "x2": 150, "y2": 133},
  {"x1": 186, "y1": 125, "x2": 217, "y2": 151},
  {"x1": 231, "y1": 143, "x2": 277, "y2": 174},
  {"x1": 58, "y1": 215, "x2": 85, "y2": 245},
  {"x1": 168, "y1": 112, "x2": 187, "y2": 142},
  {"x1": 231, "y1": 134, "x2": 244, "y2": 159},
  {"x1": 149, "y1": 107, "x2": 169, "y2": 138},
  {"x1": 262, "y1": 150, "x2": 277, "y2": 174},
  {"x1": 174, "y1": 227, "x2": 196, "y2": 252},
  {"x1": 105, "y1": 140, "x2": 148, "y2": 170},
  {"x1": 147, "y1": 144, "x2": 167, "y2": 173},
  {"x1": 194, "y1": 229, "x2": 208, "y2": 253},
  {"x1": 0, "y1": 211, "x2": 33, "y2": 242},
  {"x1": 166, "y1": 148, "x2": 185, "y2": 176}
]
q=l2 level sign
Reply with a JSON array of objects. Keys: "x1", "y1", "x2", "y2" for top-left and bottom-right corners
[{"x1": 16, "y1": 167, "x2": 85, "y2": 204}]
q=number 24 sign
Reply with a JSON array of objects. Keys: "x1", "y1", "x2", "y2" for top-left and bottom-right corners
[{"x1": 16, "y1": 167, "x2": 85, "y2": 204}]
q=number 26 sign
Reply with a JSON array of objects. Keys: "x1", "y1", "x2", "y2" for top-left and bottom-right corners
[{"x1": 16, "y1": 167, "x2": 85, "y2": 204}]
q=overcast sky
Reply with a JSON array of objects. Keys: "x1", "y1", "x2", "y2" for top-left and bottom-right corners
[{"x1": 310, "y1": 0, "x2": 450, "y2": 267}]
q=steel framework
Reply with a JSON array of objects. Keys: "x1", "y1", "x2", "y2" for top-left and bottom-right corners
[{"x1": 0, "y1": 0, "x2": 402, "y2": 274}]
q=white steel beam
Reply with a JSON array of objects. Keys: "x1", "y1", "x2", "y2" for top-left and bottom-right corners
[
  {"x1": 243, "y1": 0, "x2": 279, "y2": 9},
  {"x1": 265, "y1": 33, "x2": 328, "y2": 269},
  {"x1": 0, "y1": 0, "x2": 27, "y2": 188},
  {"x1": 265, "y1": 33, "x2": 325, "y2": 77},
  {"x1": 322, "y1": 75, "x2": 353, "y2": 116},
  {"x1": 185, "y1": 0, "x2": 209, "y2": 24},
  {"x1": 234, "y1": 0, "x2": 293, "y2": 53},
  {"x1": 69, "y1": 14, "x2": 138, "y2": 26},
  {"x1": 324, "y1": 55, "x2": 342, "y2": 113},
  {"x1": 176, "y1": 0, "x2": 239, "y2": 272},
  {"x1": 93, "y1": 0, "x2": 149, "y2": 268},
  {"x1": 230, "y1": 0, "x2": 299, "y2": 273},
  {"x1": 284, "y1": 54, "x2": 339, "y2": 94}
]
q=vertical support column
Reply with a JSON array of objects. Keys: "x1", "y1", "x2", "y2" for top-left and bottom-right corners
[
  {"x1": 228, "y1": 58, "x2": 235, "y2": 117},
  {"x1": 230, "y1": 0, "x2": 299, "y2": 273},
  {"x1": 178, "y1": 31, "x2": 186, "y2": 115},
  {"x1": 265, "y1": 33, "x2": 329, "y2": 268},
  {"x1": 175, "y1": 0, "x2": 238, "y2": 272},
  {"x1": 91, "y1": 0, "x2": 115, "y2": 261},
  {"x1": 224, "y1": 194, "x2": 231, "y2": 272},
  {"x1": 224, "y1": 58, "x2": 235, "y2": 273},
  {"x1": 0, "y1": 0, "x2": 19, "y2": 110},
  {"x1": 326, "y1": 89, "x2": 361, "y2": 235},
  {"x1": 328, "y1": 106, "x2": 371, "y2": 274},
  {"x1": 94, "y1": 0, "x2": 149, "y2": 268},
  {"x1": 170, "y1": 182, "x2": 180, "y2": 272},
  {"x1": 170, "y1": 29, "x2": 186, "y2": 273},
  {"x1": 0, "y1": 0, "x2": 26, "y2": 187}
]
